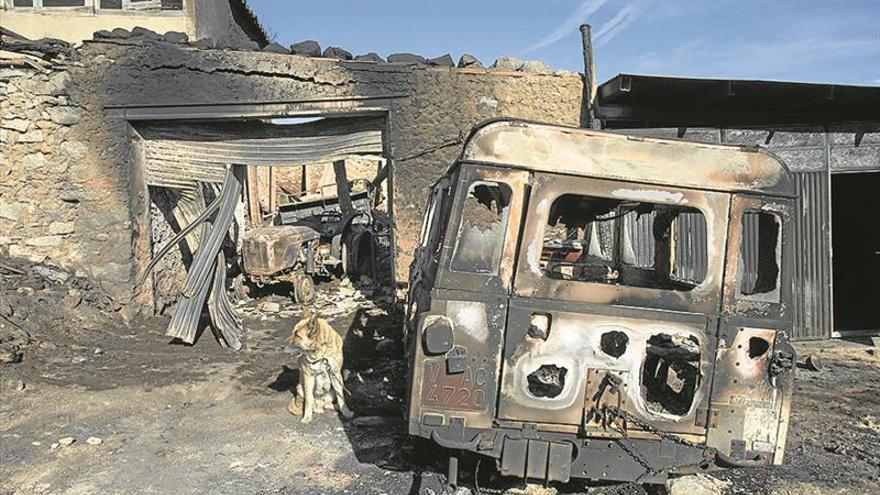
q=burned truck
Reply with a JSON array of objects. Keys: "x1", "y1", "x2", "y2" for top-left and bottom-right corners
[{"x1": 405, "y1": 119, "x2": 796, "y2": 485}]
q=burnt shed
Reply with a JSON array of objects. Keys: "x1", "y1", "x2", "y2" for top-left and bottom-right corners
[{"x1": 596, "y1": 74, "x2": 880, "y2": 340}]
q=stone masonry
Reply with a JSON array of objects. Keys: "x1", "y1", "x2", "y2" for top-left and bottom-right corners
[{"x1": 1, "y1": 34, "x2": 584, "y2": 319}]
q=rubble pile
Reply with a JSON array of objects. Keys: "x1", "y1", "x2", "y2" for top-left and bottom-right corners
[
  {"x1": 0, "y1": 256, "x2": 122, "y2": 374},
  {"x1": 238, "y1": 275, "x2": 395, "y2": 322}
]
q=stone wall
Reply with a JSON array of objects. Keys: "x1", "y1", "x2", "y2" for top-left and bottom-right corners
[
  {"x1": 1, "y1": 64, "x2": 134, "y2": 314},
  {"x1": 1, "y1": 37, "x2": 583, "y2": 317}
]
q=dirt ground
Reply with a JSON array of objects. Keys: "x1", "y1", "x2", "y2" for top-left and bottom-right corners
[{"x1": 1, "y1": 261, "x2": 879, "y2": 495}]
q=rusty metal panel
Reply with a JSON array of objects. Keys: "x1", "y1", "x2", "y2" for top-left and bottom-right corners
[{"x1": 791, "y1": 171, "x2": 832, "y2": 339}]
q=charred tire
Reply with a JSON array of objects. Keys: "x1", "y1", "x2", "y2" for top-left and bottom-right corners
[
  {"x1": 292, "y1": 274, "x2": 315, "y2": 304},
  {"x1": 343, "y1": 231, "x2": 375, "y2": 280}
]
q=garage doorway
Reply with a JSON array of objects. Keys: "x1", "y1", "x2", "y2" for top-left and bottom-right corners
[{"x1": 832, "y1": 171, "x2": 880, "y2": 334}]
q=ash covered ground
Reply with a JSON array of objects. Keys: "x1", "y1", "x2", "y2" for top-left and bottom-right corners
[{"x1": 1, "y1": 258, "x2": 878, "y2": 495}]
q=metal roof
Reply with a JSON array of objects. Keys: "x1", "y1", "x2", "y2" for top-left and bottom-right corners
[
  {"x1": 597, "y1": 74, "x2": 880, "y2": 129},
  {"x1": 460, "y1": 119, "x2": 795, "y2": 197}
]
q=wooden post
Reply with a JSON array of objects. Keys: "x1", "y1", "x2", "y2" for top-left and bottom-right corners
[
  {"x1": 246, "y1": 165, "x2": 261, "y2": 226},
  {"x1": 580, "y1": 24, "x2": 599, "y2": 129},
  {"x1": 333, "y1": 159, "x2": 354, "y2": 217},
  {"x1": 267, "y1": 165, "x2": 276, "y2": 214}
]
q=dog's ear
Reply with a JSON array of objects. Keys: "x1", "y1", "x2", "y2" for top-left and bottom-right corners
[{"x1": 307, "y1": 313, "x2": 319, "y2": 336}]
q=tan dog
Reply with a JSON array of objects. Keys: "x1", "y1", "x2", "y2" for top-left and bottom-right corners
[{"x1": 286, "y1": 307, "x2": 353, "y2": 423}]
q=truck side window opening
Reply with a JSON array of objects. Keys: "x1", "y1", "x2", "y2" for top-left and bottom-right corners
[
  {"x1": 450, "y1": 181, "x2": 511, "y2": 274},
  {"x1": 738, "y1": 210, "x2": 781, "y2": 299},
  {"x1": 540, "y1": 194, "x2": 707, "y2": 291}
]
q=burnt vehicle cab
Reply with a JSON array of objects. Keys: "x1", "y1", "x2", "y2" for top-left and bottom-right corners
[{"x1": 405, "y1": 119, "x2": 797, "y2": 485}]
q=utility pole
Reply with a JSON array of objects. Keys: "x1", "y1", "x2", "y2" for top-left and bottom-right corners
[{"x1": 580, "y1": 24, "x2": 600, "y2": 129}]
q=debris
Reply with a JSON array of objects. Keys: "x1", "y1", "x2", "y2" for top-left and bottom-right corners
[
  {"x1": 258, "y1": 302, "x2": 281, "y2": 314},
  {"x1": 290, "y1": 40, "x2": 321, "y2": 57},
  {"x1": 130, "y1": 27, "x2": 161, "y2": 41},
  {"x1": 519, "y1": 60, "x2": 552, "y2": 74},
  {"x1": 162, "y1": 31, "x2": 189, "y2": 44},
  {"x1": 323, "y1": 46, "x2": 353, "y2": 60},
  {"x1": 857, "y1": 415, "x2": 880, "y2": 434},
  {"x1": 262, "y1": 42, "x2": 290, "y2": 54},
  {"x1": 354, "y1": 52, "x2": 385, "y2": 63},
  {"x1": 0, "y1": 344, "x2": 22, "y2": 364},
  {"x1": 2, "y1": 378, "x2": 26, "y2": 392},
  {"x1": 58, "y1": 437, "x2": 75, "y2": 446},
  {"x1": 62, "y1": 289, "x2": 82, "y2": 309},
  {"x1": 491, "y1": 56, "x2": 523, "y2": 71},
  {"x1": 387, "y1": 53, "x2": 425, "y2": 64},
  {"x1": 427, "y1": 54, "x2": 454, "y2": 67},
  {"x1": 86, "y1": 436, "x2": 103, "y2": 445},
  {"x1": 803, "y1": 354, "x2": 824, "y2": 372},
  {"x1": 667, "y1": 473, "x2": 731, "y2": 495},
  {"x1": 93, "y1": 348, "x2": 103, "y2": 355}
]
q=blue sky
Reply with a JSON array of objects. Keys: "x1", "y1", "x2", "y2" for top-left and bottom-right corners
[{"x1": 248, "y1": 0, "x2": 880, "y2": 86}]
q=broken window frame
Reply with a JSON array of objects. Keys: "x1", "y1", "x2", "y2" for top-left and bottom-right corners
[
  {"x1": 735, "y1": 209, "x2": 783, "y2": 303},
  {"x1": 721, "y1": 196, "x2": 792, "y2": 320},
  {"x1": 538, "y1": 193, "x2": 709, "y2": 292},
  {"x1": 434, "y1": 165, "x2": 529, "y2": 295},
  {"x1": 448, "y1": 179, "x2": 513, "y2": 275},
  {"x1": 514, "y1": 174, "x2": 728, "y2": 315}
]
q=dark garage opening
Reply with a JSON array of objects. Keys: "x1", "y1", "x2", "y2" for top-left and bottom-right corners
[{"x1": 832, "y1": 172, "x2": 880, "y2": 333}]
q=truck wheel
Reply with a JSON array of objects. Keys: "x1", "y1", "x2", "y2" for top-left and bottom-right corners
[{"x1": 293, "y1": 274, "x2": 315, "y2": 304}]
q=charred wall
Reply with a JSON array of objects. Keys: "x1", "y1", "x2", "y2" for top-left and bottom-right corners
[
  {"x1": 1, "y1": 61, "x2": 135, "y2": 313},
  {"x1": 0, "y1": 38, "x2": 583, "y2": 318}
]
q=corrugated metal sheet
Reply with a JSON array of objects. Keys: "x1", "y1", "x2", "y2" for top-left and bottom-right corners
[
  {"x1": 674, "y1": 212, "x2": 708, "y2": 284},
  {"x1": 139, "y1": 117, "x2": 384, "y2": 188},
  {"x1": 740, "y1": 212, "x2": 761, "y2": 292},
  {"x1": 618, "y1": 208, "x2": 707, "y2": 285},
  {"x1": 620, "y1": 209, "x2": 655, "y2": 268},
  {"x1": 792, "y1": 171, "x2": 832, "y2": 339}
]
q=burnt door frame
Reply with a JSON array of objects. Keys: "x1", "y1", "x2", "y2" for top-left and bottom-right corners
[{"x1": 708, "y1": 194, "x2": 796, "y2": 462}]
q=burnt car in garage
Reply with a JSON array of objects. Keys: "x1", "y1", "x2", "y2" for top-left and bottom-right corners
[{"x1": 405, "y1": 119, "x2": 796, "y2": 486}]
